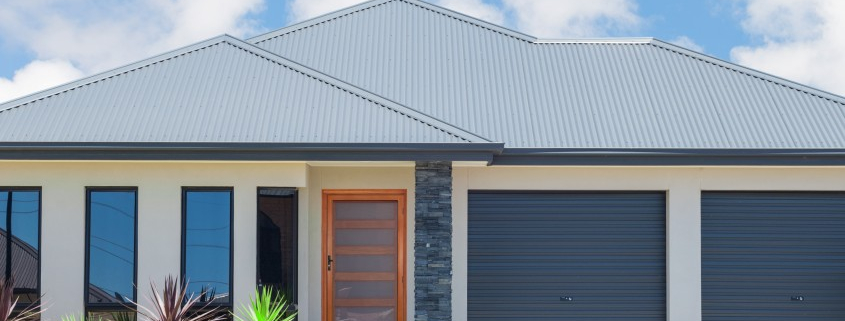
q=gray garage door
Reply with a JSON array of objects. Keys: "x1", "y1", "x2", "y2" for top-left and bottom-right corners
[
  {"x1": 702, "y1": 192, "x2": 845, "y2": 320},
  {"x1": 468, "y1": 192, "x2": 666, "y2": 321}
]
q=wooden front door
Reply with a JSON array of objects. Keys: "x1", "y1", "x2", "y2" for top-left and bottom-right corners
[{"x1": 323, "y1": 190, "x2": 407, "y2": 321}]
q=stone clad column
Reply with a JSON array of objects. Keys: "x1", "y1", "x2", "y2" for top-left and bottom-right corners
[{"x1": 414, "y1": 161, "x2": 453, "y2": 321}]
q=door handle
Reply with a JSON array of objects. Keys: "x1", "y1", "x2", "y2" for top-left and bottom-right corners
[{"x1": 327, "y1": 255, "x2": 334, "y2": 271}]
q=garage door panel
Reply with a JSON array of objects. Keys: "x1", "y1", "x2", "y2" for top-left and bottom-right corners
[
  {"x1": 702, "y1": 192, "x2": 845, "y2": 321},
  {"x1": 469, "y1": 192, "x2": 666, "y2": 321}
]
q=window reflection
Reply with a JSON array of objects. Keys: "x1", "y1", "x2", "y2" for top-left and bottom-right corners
[
  {"x1": 183, "y1": 190, "x2": 232, "y2": 305},
  {"x1": 0, "y1": 190, "x2": 40, "y2": 305},
  {"x1": 87, "y1": 190, "x2": 136, "y2": 306}
]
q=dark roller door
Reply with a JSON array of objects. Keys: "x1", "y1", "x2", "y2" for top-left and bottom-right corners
[
  {"x1": 702, "y1": 192, "x2": 845, "y2": 321},
  {"x1": 468, "y1": 192, "x2": 666, "y2": 321}
]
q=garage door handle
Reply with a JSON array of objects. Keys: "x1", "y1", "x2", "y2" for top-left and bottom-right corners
[
  {"x1": 560, "y1": 296, "x2": 574, "y2": 302},
  {"x1": 791, "y1": 296, "x2": 805, "y2": 301}
]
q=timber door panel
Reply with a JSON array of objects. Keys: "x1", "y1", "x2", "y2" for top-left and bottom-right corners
[{"x1": 323, "y1": 190, "x2": 407, "y2": 321}]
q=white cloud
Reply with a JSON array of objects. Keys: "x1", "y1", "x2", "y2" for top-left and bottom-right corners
[
  {"x1": 0, "y1": 0, "x2": 264, "y2": 103},
  {"x1": 289, "y1": 0, "x2": 504, "y2": 25},
  {"x1": 290, "y1": 0, "x2": 369, "y2": 22},
  {"x1": 287, "y1": 0, "x2": 641, "y2": 38},
  {"x1": 671, "y1": 36, "x2": 704, "y2": 52},
  {"x1": 0, "y1": 59, "x2": 84, "y2": 103},
  {"x1": 435, "y1": 0, "x2": 505, "y2": 25},
  {"x1": 501, "y1": 0, "x2": 642, "y2": 38},
  {"x1": 731, "y1": 0, "x2": 845, "y2": 95}
]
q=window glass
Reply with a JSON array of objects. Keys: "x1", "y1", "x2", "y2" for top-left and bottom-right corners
[
  {"x1": 87, "y1": 190, "x2": 136, "y2": 305},
  {"x1": 0, "y1": 193, "x2": 7, "y2": 280},
  {"x1": 0, "y1": 190, "x2": 40, "y2": 304},
  {"x1": 184, "y1": 190, "x2": 231, "y2": 305},
  {"x1": 257, "y1": 188, "x2": 297, "y2": 302}
]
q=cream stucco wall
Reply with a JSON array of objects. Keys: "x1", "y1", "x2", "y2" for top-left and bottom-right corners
[
  {"x1": 452, "y1": 166, "x2": 845, "y2": 321},
  {"x1": 300, "y1": 165, "x2": 416, "y2": 321},
  {"x1": 4, "y1": 161, "x2": 845, "y2": 321},
  {"x1": 0, "y1": 162, "x2": 307, "y2": 321}
]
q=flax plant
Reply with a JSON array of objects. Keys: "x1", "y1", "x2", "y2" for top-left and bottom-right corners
[
  {"x1": 0, "y1": 279, "x2": 41, "y2": 321},
  {"x1": 131, "y1": 276, "x2": 224, "y2": 321}
]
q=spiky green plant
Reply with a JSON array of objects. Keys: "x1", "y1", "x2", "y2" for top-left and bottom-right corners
[
  {"x1": 61, "y1": 310, "x2": 135, "y2": 321},
  {"x1": 109, "y1": 311, "x2": 136, "y2": 321},
  {"x1": 60, "y1": 314, "x2": 103, "y2": 321},
  {"x1": 129, "y1": 276, "x2": 224, "y2": 321},
  {"x1": 233, "y1": 288, "x2": 296, "y2": 321},
  {"x1": 0, "y1": 279, "x2": 41, "y2": 321}
]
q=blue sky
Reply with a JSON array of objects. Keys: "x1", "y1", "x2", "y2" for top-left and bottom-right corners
[
  {"x1": 1, "y1": 0, "x2": 844, "y2": 102},
  {"x1": 248, "y1": 0, "x2": 751, "y2": 60}
]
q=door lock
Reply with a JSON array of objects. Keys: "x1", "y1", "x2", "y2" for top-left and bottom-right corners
[{"x1": 327, "y1": 255, "x2": 334, "y2": 271}]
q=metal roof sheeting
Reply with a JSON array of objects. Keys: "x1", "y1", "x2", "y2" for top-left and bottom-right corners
[
  {"x1": 251, "y1": 0, "x2": 845, "y2": 149},
  {"x1": 0, "y1": 36, "x2": 484, "y2": 144}
]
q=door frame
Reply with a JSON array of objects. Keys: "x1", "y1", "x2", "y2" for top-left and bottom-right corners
[{"x1": 322, "y1": 189, "x2": 408, "y2": 321}]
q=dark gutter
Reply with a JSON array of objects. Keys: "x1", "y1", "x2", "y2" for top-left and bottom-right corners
[
  {"x1": 493, "y1": 148, "x2": 845, "y2": 166},
  {"x1": 0, "y1": 142, "x2": 504, "y2": 162},
  {"x1": 3, "y1": 143, "x2": 844, "y2": 166}
]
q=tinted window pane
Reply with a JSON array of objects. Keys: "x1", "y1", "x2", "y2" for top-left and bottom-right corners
[
  {"x1": 12, "y1": 191, "x2": 39, "y2": 300},
  {"x1": 257, "y1": 189, "x2": 296, "y2": 301},
  {"x1": 88, "y1": 191, "x2": 136, "y2": 304},
  {"x1": 184, "y1": 190, "x2": 231, "y2": 304},
  {"x1": 0, "y1": 190, "x2": 40, "y2": 305},
  {"x1": 0, "y1": 192, "x2": 7, "y2": 280},
  {"x1": 11, "y1": 192, "x2": 39, "y2": 251}
]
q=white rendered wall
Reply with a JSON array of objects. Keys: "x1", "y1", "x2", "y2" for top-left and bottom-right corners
[
  {"x1": 4, "y1": 161, "x2": 844, "y2": 321},
  {"x1": 0, "y1": 162, "x2": 306, "y2": 321},
  {"x1": 452, "y1": 166, "x2": 845, "y2": 321}
]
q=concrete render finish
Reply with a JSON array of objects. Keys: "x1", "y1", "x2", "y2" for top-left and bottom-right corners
[
  {"x1": 0, "y1": 162, "x2": 306, "y2": 321},
  {"x1": 2, "y1": 161, "x2": 845, "y2": 321}
]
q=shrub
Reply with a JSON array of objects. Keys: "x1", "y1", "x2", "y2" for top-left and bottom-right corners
[
  {"x1": 233, "y1": 288, "x2": 296, "y2": 321},
  {"x1": 131, "y1": 276, "x2": 224, "y2": 321},
  {"x1": 0, "y1": 279, "x2": 41, "y2": 321}
]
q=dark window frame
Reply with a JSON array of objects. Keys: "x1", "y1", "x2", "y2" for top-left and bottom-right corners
[
  {"x1": 0, "y1": 187, "x2": 42, "y2": 309},
  {"x1": 255, "y1": 187, "x2": 298, "y2": 304},
  {"x1": 84, "y1": 187, "x2": 138, "y2": 313},
  {"x1": 181, "y1": 187, "x2": 234, "y2": 308}
]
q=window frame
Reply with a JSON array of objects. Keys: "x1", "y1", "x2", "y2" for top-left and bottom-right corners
[
  {"x1": 181, "y1": 187, "x2": 234, "y2": 308},
  {"x1": 255, "y1": 187, "x2": 298, "y2": 304},
  {"x1": 0, "y1": 187, "x2": 42, "y2": 307},
  {"x1": 84, "y1": 187, "x2": 139, "y2": 312}
]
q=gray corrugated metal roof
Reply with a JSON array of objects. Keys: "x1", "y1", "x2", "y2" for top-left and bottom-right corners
[
  {"x1": 0, "y1": 35, "x2": 488, "y2": 144},
  {"x1": 250, "y1": 0, "x2": 845, "y2": 149}
]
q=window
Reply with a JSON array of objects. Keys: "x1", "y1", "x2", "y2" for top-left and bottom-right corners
[
  {"x1": 182, "y1": 188, "x2": 232, "y2": 306},
  {"x1": 0, "y1": 189, "x2": 40, "y2": 305},
  {"x1": 85, "y1": 189, "x2": 137, "y2": 314},
  {"x1": 257, "y1": 188, "x2": 297, "y2": 302}
]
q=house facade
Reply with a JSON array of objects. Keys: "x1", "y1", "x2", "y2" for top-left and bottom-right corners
[{"x1": 2, "y1": 1, "x2": 845, "y2": 321}]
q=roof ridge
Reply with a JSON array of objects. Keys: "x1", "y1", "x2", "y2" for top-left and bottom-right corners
[
  {"x1": 248, "y1": 0, "x2": 537, "y2": 45},
  {"x1": 0, "y1": 34, "x2": 492, "y2": 144},
  {"x1": 533, "y1": 37, "x2": 654, "y2": 44},
  {"x1": 648, "y1": 39, "x2": 845, "y2": 107},
  {"x1": 226, "y1": 38, "x2": 494, "y2": 143}
]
